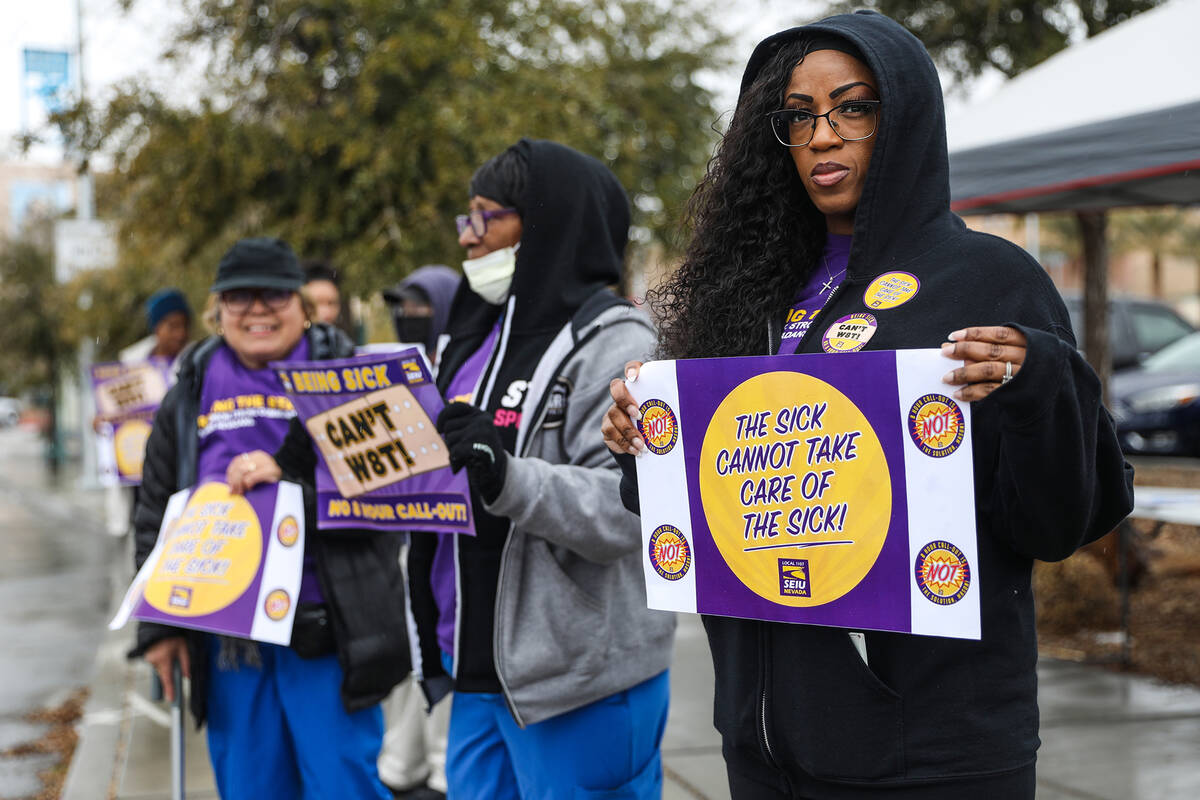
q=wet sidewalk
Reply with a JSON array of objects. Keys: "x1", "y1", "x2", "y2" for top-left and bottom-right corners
[{"x1": 59, "y1": 607, "x2": 1200, "y2": 800}]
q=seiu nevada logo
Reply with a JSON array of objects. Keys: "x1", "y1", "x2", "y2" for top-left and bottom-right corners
[{"x1": 778, "y1": 558, "x2": 811, "y2": 597}]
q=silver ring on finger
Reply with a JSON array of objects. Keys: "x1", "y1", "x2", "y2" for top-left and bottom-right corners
[{"x1": 1001, "y1": 361, "x2": 1013, "y2": 384}]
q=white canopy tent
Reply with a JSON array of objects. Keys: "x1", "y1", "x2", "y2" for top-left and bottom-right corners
[
  {"x1": 945, "y1": 0, "x2": 1200, "y2": 390},
  {"x1": 947, "y1": 0, "x2": 1200, "y2": 215}
]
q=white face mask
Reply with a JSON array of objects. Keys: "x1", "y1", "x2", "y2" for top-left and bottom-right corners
[{"x1": 462, "y1": 244, "x2": 518, "y2": 305}]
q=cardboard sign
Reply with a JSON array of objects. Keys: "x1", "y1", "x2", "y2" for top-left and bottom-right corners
[
  {"x1": 92, "y1": 360, "x2": 171, "y2": 485},
  {"x1": 110, "y1": 481, "x2": 305, "y2": 645},
  {"x1": 630, "y1": 349, "x2": 980, "y2": 640},
  {"x1": 273, "y1": 349, "x2": 475, "y2": 535}
]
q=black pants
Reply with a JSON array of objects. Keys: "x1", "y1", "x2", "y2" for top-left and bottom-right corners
[{"x1": 726, "y1": 761, "x2": 1036, "y2": 800}]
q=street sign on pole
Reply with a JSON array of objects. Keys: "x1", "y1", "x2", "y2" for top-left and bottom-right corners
[{"x1": 54, "y1": 219, "x2": 117, "y2": 282}]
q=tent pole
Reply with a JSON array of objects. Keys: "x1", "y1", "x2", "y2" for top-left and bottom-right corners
[{"x1": 1077, "y1": 210, "x2": 1111, "y2": 404}]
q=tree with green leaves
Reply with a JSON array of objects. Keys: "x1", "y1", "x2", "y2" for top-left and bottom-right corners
[
  {"x1": 53, "y1": 0, "x2": 727, "y2": 337},
  {"x1": 839, "y1": 0, "x2": 1163, "y2": 86}
]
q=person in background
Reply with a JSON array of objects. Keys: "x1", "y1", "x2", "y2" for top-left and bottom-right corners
[
  {"x1": 144, "y1": 288, "x2": 192, "y2": 364},
  {"x1": 303, "y1": 260, "x2": 343, "y2": 326},
  {"x1": 103, "y1": 288, "x2": 194, "y2": 536},
  {"x1": 382, "y1": 264, "x2": 460, "y2": 367},
  {"x1": 134, "y1": 238, "x2": 405, "y2": 800},
  {"x1": 376, "y1": 262, "x2": 461, "y2": 800},
  {"x1": 602, "y1": 11, "x2": 1133, "y2": 799},
  {"x1": 406, "y1": 139, "x2": 675, "y2": 800}
]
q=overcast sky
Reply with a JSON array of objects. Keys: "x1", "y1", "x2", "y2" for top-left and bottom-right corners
[{"x1": 4, "y1": 0, "x2": 996, "y2": 166}]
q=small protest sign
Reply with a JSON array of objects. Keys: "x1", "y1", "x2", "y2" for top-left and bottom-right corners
[
  {"x1": 630, "y1": 349, "x2": 980, "y2": 639},
  {"x1": 273, "y1": 349, "x2": 474, "y2": 535},
  {"x1": 110, "y1": 481, "x2": 305, "y2": 645},
  {"x1": 92, "y1": 360, "x2": 171, "y2": 485}
]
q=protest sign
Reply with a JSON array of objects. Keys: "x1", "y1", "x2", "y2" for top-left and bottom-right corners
[
  {"x1": 92, "y1": 360, "x2": 171, "y2": 485},
  {"x1": 273, "y1": 349, "x2": 475, "y2": 535},
  {"x1": 110, "y1": 481, "x2": 305, "y2": 645},
  {"x1": 630, "y1": 349, "x2": 980, "y2": 639}
]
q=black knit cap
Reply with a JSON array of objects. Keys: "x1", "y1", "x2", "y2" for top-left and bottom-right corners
[{"x1": 211, "y1": 237, "x2": 304, "y2": 293}]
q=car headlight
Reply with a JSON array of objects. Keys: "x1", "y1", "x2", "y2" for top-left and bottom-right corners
[{"x1": 1127, "y1": 383, "x2": 1200, "y2": 414}]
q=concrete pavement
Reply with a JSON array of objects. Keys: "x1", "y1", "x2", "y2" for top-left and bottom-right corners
[{"x1": 60, "y1": 610, "x2": 1200, "y2": 800}]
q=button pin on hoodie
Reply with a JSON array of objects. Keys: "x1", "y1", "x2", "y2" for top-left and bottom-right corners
[
  {"x1": 822, "y1": 312, "x2": 878, "y2": 353},
  {"x1": 863, "y1": 272, "x2": 920, "y2": 310}
]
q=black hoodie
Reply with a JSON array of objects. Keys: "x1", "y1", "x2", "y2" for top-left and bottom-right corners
[
  {"x1": 409, "y1": 139, "x2": 631, "y2": 692},
  {"x1": 685, "y1": 11, "x2": 1133, "y2": 797}
]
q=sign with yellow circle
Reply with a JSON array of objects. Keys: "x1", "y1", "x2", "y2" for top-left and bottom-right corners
[
  {"x1": 143, "y1": 482, "x2": 264, "y2": 617},
  {"x1": 627, "y1": 350, "x2": 981, "y2": 639},
  {"x1": 113, "y1": 418, "x2": 153, "y2": 480},
  {"x1": 698, "y1": 371, "x2": 892, "y2": 607}
]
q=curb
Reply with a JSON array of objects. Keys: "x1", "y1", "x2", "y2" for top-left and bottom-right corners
[{"x1": 61, "y1": 623, "x2": 136, "y2": 800}]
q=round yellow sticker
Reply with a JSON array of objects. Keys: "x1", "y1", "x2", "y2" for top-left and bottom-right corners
[
  {"x1": 143, "y1": 481, "x2": 264, "y2": 617},
  {"x1": 698, "y1": 372, "x2": 892, "y2": 606},
  {"x1": 863, "y1": 272, "x2": 920, "y2": 310},
  {"x1": 113, "y1": 418, "x2": 152, "y2": 477}
]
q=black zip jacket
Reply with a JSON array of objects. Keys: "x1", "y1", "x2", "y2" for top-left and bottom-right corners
[
  {"x1": 622, "y1": 11, "x2": 1134, "y2": 797},
  {"x1": 131, "y1": 323, "x2": 410, "y2": 725}
]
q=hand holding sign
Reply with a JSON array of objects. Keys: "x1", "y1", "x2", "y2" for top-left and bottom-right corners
[
  {"x1": 437, "y1": 403, "x2": 507, "y2": 503},
  {"x1": 602, "y1": 361, "x2": 646, "y2": 456},
  {"x1": 940, "y1": 326, "x2": 1028, "y2": 402},
  {"x1": 227, "y1": 450, "x2": 283, "y2": 495}
]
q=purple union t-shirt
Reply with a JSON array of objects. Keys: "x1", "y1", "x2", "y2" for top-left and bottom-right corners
[
  {"x1": 778, "y1": 233, "x2": 852, "y2": 355},
  {"x1": 195, "y1": 338, "x2": 324, "y2": 603}
]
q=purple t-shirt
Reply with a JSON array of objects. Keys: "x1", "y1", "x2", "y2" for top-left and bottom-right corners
[
  {"x1": 195, "y1": 338, "x2": 325, "y2": 603},
  {"x1": 778, "y1": 233, "x2": 852, "y2": 355},
  {"x1": 431, "y1": 321, "x2": 503, "y2": 658}
]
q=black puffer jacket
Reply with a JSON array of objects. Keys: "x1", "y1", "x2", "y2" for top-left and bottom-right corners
[{"x1": 132, "y1": 323, "x2": 410, "y2": 725}]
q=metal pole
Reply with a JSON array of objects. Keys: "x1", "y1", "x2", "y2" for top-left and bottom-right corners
[
  {"x1": 1024, "y1": 212, "x2": 1040, "y2": 264},
  {"x1": 74, "y1": 0, "x2": 100, "y2": 488},
  {"x1": 171, "y1": 660, "x2": 186, "y2": 800}
]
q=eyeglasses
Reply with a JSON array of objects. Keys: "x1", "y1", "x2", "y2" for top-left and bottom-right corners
[
  {"x1": 455, "y1": 208, "x2": 518, "y2": 238},
  {"x1": 219, "y1": 288, "x2": 296, "y2": 314},
  {"x1": 767, "y1": 100, "x2": 881, "y2": 147}
]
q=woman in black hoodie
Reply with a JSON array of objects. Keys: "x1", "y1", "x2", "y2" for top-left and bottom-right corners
[{"x1": 603, "y1": 11, "x2": 1133, "y2": 799}]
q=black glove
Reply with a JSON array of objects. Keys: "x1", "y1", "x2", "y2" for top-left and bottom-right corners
[{"x1": 436, "y1": 402, "x2": 508, "y2": 503}]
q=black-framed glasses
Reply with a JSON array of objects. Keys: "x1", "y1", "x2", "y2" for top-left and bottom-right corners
[
  {"x1": 768, "y1": 100, "x2": 881, "y2": 147},
  {"x1": 219, "y1": 288, "x2": 296, "y2": 314},
  {"x1": 455, "y1": 207, "x2": 518, "y2": 238}
]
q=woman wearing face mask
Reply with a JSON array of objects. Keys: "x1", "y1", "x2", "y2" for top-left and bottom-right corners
[
  {"x1": 133, "y1": 237, "x2": 406, "y2": 800},
  {"x1": 404, "y1": 140, "x2": 675, "y2": 799},
  {"x1": 602, "y1": 12, "x2": 1132, "y2": 799}
]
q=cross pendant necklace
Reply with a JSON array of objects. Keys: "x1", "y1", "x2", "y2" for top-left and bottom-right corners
[{"x1": 819, "y1": 255, "x2": 846, "y2": 296}]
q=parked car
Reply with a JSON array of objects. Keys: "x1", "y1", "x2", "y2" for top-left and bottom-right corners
[
  {"x1": 1062, "y1": 293, "x2": 1195, "y2": 371},
  {"x1": 0, "y1": 398, "x2": 19, "y2": 428},
  {"x1": 1110, "y1": 332, "x2": 1200, "y2": 456}
]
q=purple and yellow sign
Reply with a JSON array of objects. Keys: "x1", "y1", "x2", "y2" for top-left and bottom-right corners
[
  {"x1": 91, "y1": 360, "x2": 172, "y2": 485},
  {"x1": 110, "y1": 481, "x2": 305, "y2": 645},
  {"x1": 272, "y1": 349, "x2": 474, "y2": 535},
  {"x1": 630, "y1": 349, "x2": 980, "y2": 639}
]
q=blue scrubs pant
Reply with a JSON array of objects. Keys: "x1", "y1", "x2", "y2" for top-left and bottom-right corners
[
  {"x1": 205, "y1": 640, "x2": 391, "y2": 800},
  {"x1": 445, "y1": 667, "x2": 670, "y2": 800}
]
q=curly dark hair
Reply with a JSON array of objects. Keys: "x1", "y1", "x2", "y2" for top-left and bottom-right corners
[{"x1": 650, "y1": 38, "x2": 825, "y2": 360}]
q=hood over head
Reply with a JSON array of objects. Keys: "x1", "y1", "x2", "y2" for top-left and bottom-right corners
[
  {"x1": 445, "y1": 138, "x2": 628, "y2": 341},
  {"x1": 384, "y1": 264, "x2": 461, "y2": 350},
  {"x1": 740, "y1": 11, "x2": 957, "y2": 274},
  {"x1": 439, "y1": 138, "x2": 629, "y2": 395}
]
